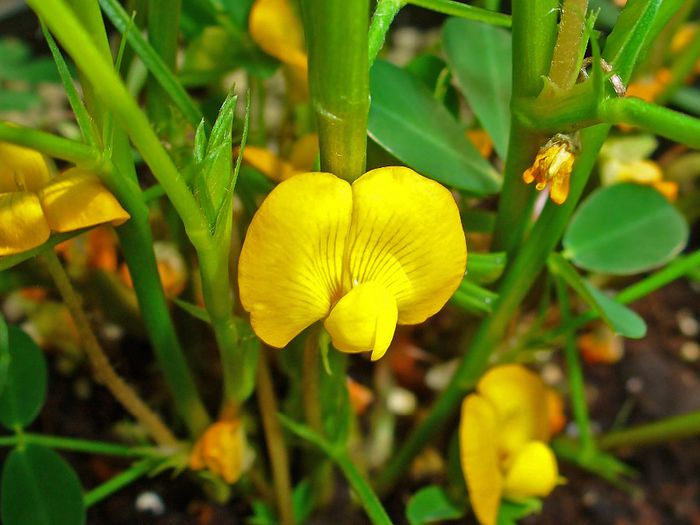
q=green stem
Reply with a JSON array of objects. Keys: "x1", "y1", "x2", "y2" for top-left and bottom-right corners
[
  {"x1": 553, "y1": 273, "x2": 595, "y2": 454},
  {"x1": 0, "y1": 123, "x2": 99, "y2": 166},
  {"x1": 368, "y1": 0, "x2": 405, "y2": 66},
  {"x1": 257, "y1": 351, "x2": 295, "y2": 525},
  {"x1": 599, "y1": 410, "x2": 700, "y2": 450},
  {"x1": 84, "y1": 457, "x2": 163, "y2": 507},
  {"x1": 491, "y1": 0, "x2": 558, "y2": 255},
  {"x1": 599, "y1": 97, "x2": 700, "y2": 149},
  {"x1": 0, "y1": 433, "x2": 160, "y2": 458},
  {"x1": 407, "y1": 0, "x2": 510, "y2": 27},
  {"x1": 301, "y1": 0, "x2": 370, "y2": 181},
  {"x1": 548, "y1": 0, "x2": 589, "y2": 89},
  {"x1": 302, "y1": 327, "x2": 323, "y2": 434}
]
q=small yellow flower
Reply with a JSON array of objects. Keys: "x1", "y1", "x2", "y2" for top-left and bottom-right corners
[
  {"x1": 241, "y1": 133, "x2": 318, "y2": 182},
  {"x1": 189, "y1": 420, "x2": 253, "y2": 484},
  {"x1": 460, "y1": 365, "x2": 560, "y2": 525},
  {"x1": 522, "y1": 134, "x2": 577, "y2": 205},
  {"x1": 0, "y1": 142, "x2": 129, "y2": 256},
  {"x1": 238, "y1": 167, "x2": 467, "y2": 361},
  {"x1": 249, "y1": 0, "x2": 308, "y2": 99}
]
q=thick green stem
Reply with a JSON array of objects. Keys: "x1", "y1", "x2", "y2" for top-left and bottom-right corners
[
  {"x1": 407, "y1": 0, "x2": 510, "y2": 27},
  {"x1": 84, "y1": 457, "x2": 163, "y2": 507},
  {"x1": 491, "y1": 0, "x2": 558, "y2": 255},
  {"x1": 548, "y1": 0, "x2": 589, "y2": 89},
  {"x1": 599, "y1": 410, "x2": 700, "y2": 450},
  {"x1": 0, "y1": 123, "x2": 99, "y2": 166},
  {"x1": 257, "y1": 351, "x2": 295, "y2": 525},
  {"x1": 368, "y1": 0, "x2": 405, "y2": 66},
  {"x1": 302, "y1": 327, "x2": 323, "y2": 435},
  {"x1": 600, "y1": 97, "x2": 700, "y2": 149},
  {"x1": 0, "y1": 433, "x2": 160, "y2": 458},
  {"x1": 301, "y1": 0, "x2": 370, "y2": 181}
]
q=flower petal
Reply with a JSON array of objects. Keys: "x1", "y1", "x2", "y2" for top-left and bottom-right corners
[
  {"x1": 460, "y1": 394, "x2": 502, "y2": 525},
  {"x1": 347, "y1": 167, "x2": 466, "y2": 324},
  {"x1": 323, "y1": 281, "x2": 398, "y2": 360},
  {"x1": 249, "y1": 0, "x2": 307, "y2": 72},
  {"x1": 0, "y1": 142, "x2": 50, "y2": 193},
  {"x1": 239, "y1": 172, "x2": 352, "y2": 347},
  {"x1": 241, "y1": 146, "x2": 298, "y2": 182},
  {"x1": 477, "y1": 365, "x2": 550, "y2": 458},
  {"x1": 503, "y1": 441, "x2": 559, "y2": 499},
  {"x1": 0, "y1": 191, "x2": 51, "y2": 256},
  {"x1": 38, "y1": 168, "x2": 130, "y2": 232}
]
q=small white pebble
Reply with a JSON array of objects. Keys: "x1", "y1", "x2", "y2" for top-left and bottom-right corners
[
  {"x1": 386, "y1": 387, "x2": 417, "y2": 416},
  {"x1": 100, "y1": 322, "x2": 123, "y2": 342},
  {"x1": 425, "y1": 359, "x2": 458, "y2": 391},
  {"x1": 677, "y1": 309, "x2": 700, "y2": 337},
  {"x1": 541, "y1": 363, "x2": 564, "y2": 385},
  {"x1": 582, "y1": 490, "x2": 599, "y2": 507},
  {"x1": 135, "y1": 491, "x2": 165, "y2": 516},
  {"x1": 73, "y1": 377, "x2": 91, "y2": 400},
  {"x1": 626, "y1": 376, "x2": 644, "y2": 394},
  {"x1": 680, "y1": 341, "x2": 700, "y2": 362}
]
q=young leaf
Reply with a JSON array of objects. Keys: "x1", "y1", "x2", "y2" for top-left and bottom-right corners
[
  {"x1": 465, "y1": 252, "x2": 507, "y2": 284},
  {"x1": 406, "y1": 485, "x2": 465, "y2": 525},
  {"x1": 319, "y1": 350, "x2": 351, "y2": 447},
  {"x1": 497, "y1": 498, "x2": 542, "y2": 525},
  {"x1": 0, "y1": 326, "x2": 48, "y2": 430},
  {"x1": 450, "y1": 279, "x2": 499, "y2": 316},
  {"x1": 1, "y1": 444, "x2": 85, "y2": 525},
  {"x1": 563, "y1": 183, "x2": 688, "y2": 275},
  {"x1": 442, "y1": 18, "x2": 512, "y2": 158},
  {"x1": 368, "y1": 59, "x2": 501, "y2": 195}
]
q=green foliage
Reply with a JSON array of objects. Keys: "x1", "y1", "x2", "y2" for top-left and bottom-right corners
[
  {"x1": 0, "y1": 326, "x2": 47, "y2": 430},
  {"x1": 0, "y1": 315, "x2": 9, "y2": 398},
  {"x1": 564, "y1": 183, "x2": 688, "y2": 274},
  {"x1": 1, "y1": 444, "x2": 85, "y2": 525},
  {"x1": 406, "y1": 485, "x2": 465, "y2": 525},
  {"x1": 497, "y1": 498, "x2": 542, "y2": 525},
  {"x1": 368, "y1": 59, "x2": 501, "y2": 195},
  {"x1": 249, "y1": 480, "x2": 315, "y2": 525},
  {"x1": 443, "y1": 17, "x2": 512, "y2": 158}
]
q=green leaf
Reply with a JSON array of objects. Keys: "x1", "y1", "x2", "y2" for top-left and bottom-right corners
[
  {"x1": 230, "y1": 321, "x2": 260, "y2": 403},
  {"x1": 0, "y1": 315, "x2": 9, "y2": 398},
  {"x1": 442, "y1": 18, "x2": 512, "y2": 158},
  {"x1": 0, "y1": 327, "x2": 48, "y2": 430},
  {"x1": 368, "y1": 59, "x2": 501, "y2": 195},
  {"x1": 1, "y1": 444, "x2": 85, "y2": 525},
  {"x1": 450, "y1": 279, "x2": 498, "y2": 316},
  {"x1": 497, "y1": 498, "x2": 542, "y2": 525},
  {"x1": 465, "y1": 252, "x2": 506, "y2": 284},
  {"x1": 320, "y1": 349, "x2": 351, "y2": 447},
  {"x1": 404, "y1": 53, "x2": 459, "y2": 116},
  {"x1": 585, "y1": 283, "x2": 647, "y2": 339},
  {"x1": 248, "y1": 479, "x2": 316, "y2": 525},
  {"x1": 406, "y1": 485, "x2": 465, "y2": 525},
  {"x1": 564, "y1": 183, "x2": 688, "y2": 275},
  {"x1": 0, "y1": 90, "x2": 41, "y2": 112}
]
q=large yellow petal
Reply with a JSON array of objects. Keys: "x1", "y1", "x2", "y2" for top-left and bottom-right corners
[
  {"x1": 0, "y1": 142, "x2": 50, "y2": 193},
  {"x1": 323, "y1": 281, "x2": 398, "y2": 360},
  {"x1": 38, "y1": 168, "x2": 130, "y2": 232},
  {"x1": 238, "y1": 172, "x2": 352, "y2": 347},
  {"x1": 249, "y1": 0, "x2": 307, "y2": 72},
  {"x1": 0, "y1": 192, "x2": 51, "y2": 256},
  {"x1": 346, "y1": 167, "x2": 466, "y2": 324},
  {"x1": 477, "y1": 365, "x2": 550, "y2": 458},
  {"x1": 460, "y1": 395, "x2": 502, "y2": 525},
  {"x1": 503, "y1": 441, "x2": 559, "y2": 499}
]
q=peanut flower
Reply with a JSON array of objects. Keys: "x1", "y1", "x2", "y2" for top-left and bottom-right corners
[
  {"x1": 241, "y1": 133, "x2": 318, "y2": 183},
  {"x1": 238, "y1": 167, "x2": 467, "y2": 361},
  {"x1": 0, "y1": 142, "x2": 129, "y2": 256},
  {"x1": 189, "y1": 420, "x2": 253, "y2": 484},
  {"x1": 460, "y1": 365, "x2": 560, "y2": 525},
  {"x1": 522, "y1": 134, "x2": 578, "y2": 205}
]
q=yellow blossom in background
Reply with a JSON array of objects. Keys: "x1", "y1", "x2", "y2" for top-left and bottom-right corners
[
  {"x1": 625, "y1": 68, "x2": 671, "y2": 104},
  {"x1": 466, "y1": 129, "x2": 493, "y2": 159},
  {"x1": 120, "y1": 242, "x2": 188, "y2": 299},
  {"x1": 0, "y1": 142, "x2": 129, "y2": 256},
  {"x1": 599, "y1": 135, "x2": 678, "y2": 201},
  {"x1": 577, "y1": 322, "x2": 624, "y2": 364},
  {"x1": 241, "y1": 133, "x2": 318, "y2": 182},
  {"x1": 189, "y1": 420, "x2": 253, "y2": 484},
  {"x1": 249, "y1": 0, "x2": 308, "y2": 99},
  {"x1": 460, "y1": 365, "x2": 560, "y2": 525},
  {"x1": 238, "y1": 167, "x2": 467, "y2": 361},
  {"x1": 522, "y1": 134, "x2": 577, "y2": 205}
]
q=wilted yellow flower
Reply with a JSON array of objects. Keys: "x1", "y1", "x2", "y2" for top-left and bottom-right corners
[
  {"x1": 238, "y1": 167, "x2": 467, "y2": 361},
  {"x1": 189, "y1": 420, "x2": 253, "y2": 484},
  {"x1": 249, "y1": 0, "x2": 308, "y2": 99},
  {"x1": 466, "y1": 129, "x2": 493, "y2": 159},
  {"x1": 460, "y1": 365, "x2": 560, "y2": 525},
  {"x1": 625, "y1": 69, "x2": 671, "y2": 104},
  {"x1": 577, "y1": 322, "x2": 624, "y2": 364},
  {"x1": 0, "y1": 142, "x2": 129, "y2": 256},
  {"x1": 522, "y1": 134, "x2": 577, "y2": 205},
  {"x1": 241, "y1": 133, "x2": 318, "y2": 182}
]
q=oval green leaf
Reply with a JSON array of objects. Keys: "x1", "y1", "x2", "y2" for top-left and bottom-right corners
[
  {"x1": 442, "y1": 17, "x2": 512, "y2": 158},
  {"x1": 368, "y1": 59, "x2": 501, "y2": 195},
  {"x1": 585, "y1": 283, "x2": 647, "y2": 339},
  {"x1": 0, "y1": 326, "x2": 48, "y2": 430},
  {"x1": 564, "y1": 183, "x2": 688, "y2": 275},
  {"x1": 1, "y1": 444, "x2": 85, "y2": 525},
  {"x1": 406, "y1": 485, "x2": 465, "y2": 525}
]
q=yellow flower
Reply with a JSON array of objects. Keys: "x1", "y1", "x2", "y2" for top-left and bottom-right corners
[
  {"x1": 460, "y1": 365, "x2": 560, "y2": 525},
  {"x1": 522, "y1": 134, "x2": 577, "y2": 205},
  {"x1": 238, "y1": 167, "x2": 467, "y2": 361},
  {"x1": 241, "y1": 133, "x2": 318, "y2": 182},
  {"x1": 0, "y1": 142, "x2": 130, "y2": 256},
  {"x1": 189, "y1": 420, "x2": 253, "y2": 484},
  {"x1": 249, "y1": 0, "x2": 308, "y2": 99}
]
